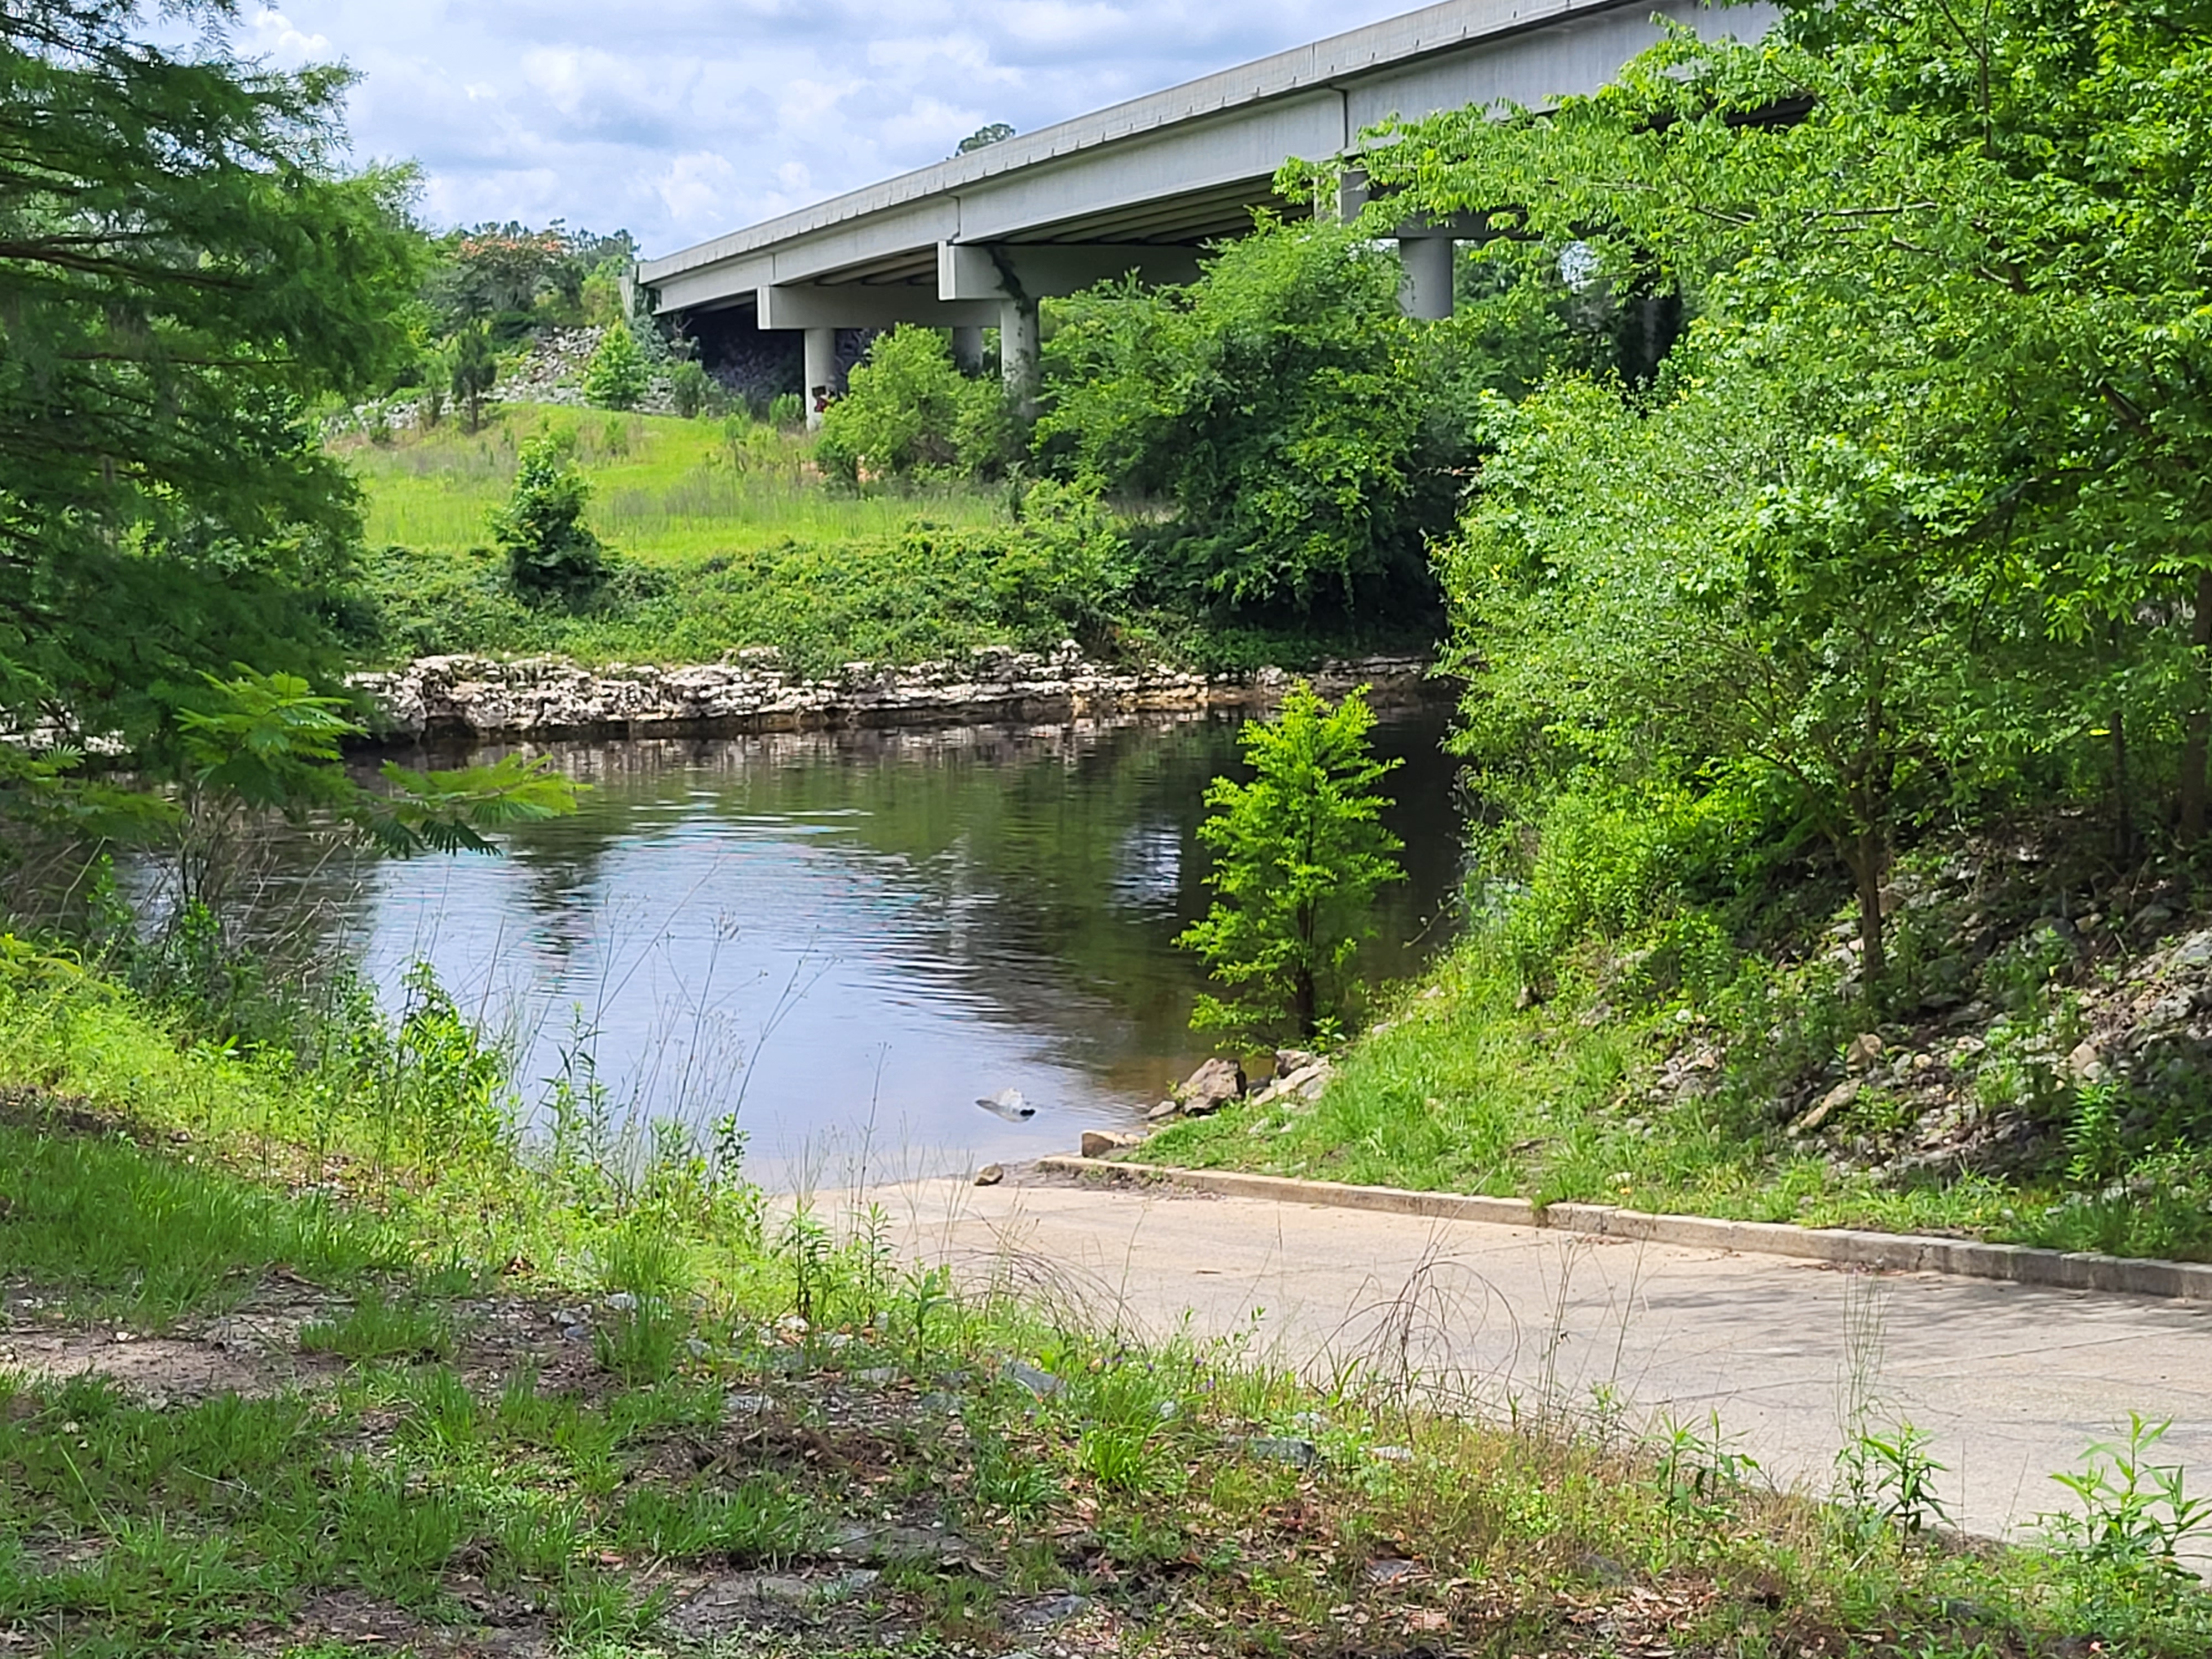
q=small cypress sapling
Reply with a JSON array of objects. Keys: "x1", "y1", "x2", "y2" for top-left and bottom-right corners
[
  {"x1": 491, "y1": 436, "x2": 609, "y2": 601},
  {"x1": 1178, "y1": 682, "x2": 1405, "y2": 1040},
  {"x1": 583, "y1": 321, "x2": 650, "y2": 410},
  {"x1": 451, "y1": 324, "x2": 498, "y2": 432}
]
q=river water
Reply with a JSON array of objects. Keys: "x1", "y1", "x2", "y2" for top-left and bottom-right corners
[{"x1": 312, "y1": 705, "x2": 1463, "y2": 1183}]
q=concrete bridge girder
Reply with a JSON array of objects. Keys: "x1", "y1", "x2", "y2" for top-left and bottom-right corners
[{"x1": 660, "y1": 2, "x2": 1788, "y2": 427}]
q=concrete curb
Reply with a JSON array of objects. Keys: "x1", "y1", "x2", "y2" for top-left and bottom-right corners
[{"x1": 1033, "y1": 1157, "x2": 2212, "y2": 1303}]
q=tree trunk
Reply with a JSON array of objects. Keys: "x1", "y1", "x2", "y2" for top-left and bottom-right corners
[
  {"x1": 2112, "y1": 707, "x2": 2133, "y2": 862},
  {"x1": 1293, "y1": 967, "x2": 1317, "y2": 1037},
  {"x1": 2180, "y1": 569, "x2": 2212, "y2": 842},
  {"x1": 1850, "y1": 825, "x2": 1887, "y2": 995}
]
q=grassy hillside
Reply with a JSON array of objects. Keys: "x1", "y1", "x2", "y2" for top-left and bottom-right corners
[
  {"x1": 332, "y1": 405, "x2": 1138, "y2": 676},
  {"x1": 342, "y1": 404, "x2": 1006, "y2": 562}
]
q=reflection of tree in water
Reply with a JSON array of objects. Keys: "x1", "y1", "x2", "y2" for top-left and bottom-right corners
[{"x1": 288, "y1": 708, "x2": 1464, "y2": 1083}]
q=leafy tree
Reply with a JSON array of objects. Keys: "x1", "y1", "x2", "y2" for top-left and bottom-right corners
[
  {"x1": 583, "y1": 321, "x2": 650, "y2": 411},
  {"x1": 492, "y1": 436, "x2": 608, "y2": 601},
  {"x1": 0, "y1": 0, "x2": 422, "y2": 754},
  {"x1": 424, "y1": 221, "x2": 635, "y2": 337},
  {"x1": 1444, "y1": 321, "x2": 1985, "y2": 994},
  {"x1": 956, "y1": 123, "x2": 1015, "y2": 154},
  {"x1": 817, "y1": 326, "x2": 1012, "y2": 482},
  {"x1": 1039, "y1": 222, "x2": 1440, "y2": 614},
  {"x1": 1359, "y1": 0, "x2": 2212, "y2": 850},
  {"x1": 1178, "y1": 684, "x2": 1404, "y2": 1039},
  {"x1": 450, "y1": 324, "x2": 498, "y2": 432}
]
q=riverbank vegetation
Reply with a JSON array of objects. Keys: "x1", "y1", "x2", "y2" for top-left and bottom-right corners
[
  {"x1": 7, "y1": 2, "x2": 2212, "y2": 1648},
  {"x1": 3, "y1": 945, "x2": 2208, "y2": 1654},
  {"x1": 1141, "y1": 0, "x2": 2212, "y2": 1262}
]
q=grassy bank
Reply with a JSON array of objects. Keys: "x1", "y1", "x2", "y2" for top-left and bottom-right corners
[
  {"x1": 1140, "y1": 846, "x2": 2212, "y2": 1264},
  {"x1": 3, "y1": 951, "x2": 2207, "y2": 1654},
  {"x1": 336, "y1": 404, "x2": 1423, "y2": 680},
  {"x1": 343, "y1": 407, "x2": 1005, "y2": 564}
]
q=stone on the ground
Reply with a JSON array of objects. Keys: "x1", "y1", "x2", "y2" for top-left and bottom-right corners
[
  {"x1": 1845, "y1": 1031, "x2": 1884, "y2": 1071},
  {"x1": 1011, "y1": 1592, "x2": 1092, "y2": 1631},
  {"x1": 1791, "y1": 1078, "x2": 1858, "y2": 1135},
  {"x1": 1145, "y1": 1097, "x2": 1181, "y2": 1123},
  {"x1": 1081, "y1": 1129, "x2": 1146, "y2": 1159},
  {"x1": 974, "y1": 1163, "x2": 1005, "y2": 1187},
  {"x1": 1176, "y1": 1056, "x2": 1245, "y2": 1114},
  {"x1": 1238, "y1": 1434, "x2": 1319, "y2": 1467},
  {"x1": 1003, "y1": 1359, "x2": 1064, "y2": 1397},
  {"x1": 1274, "y1": 1047, "x2": 1321, "y2": 1078},
  {"x1": 2064, "y1": 1041, "x2": 2105, "y2": 1084}
]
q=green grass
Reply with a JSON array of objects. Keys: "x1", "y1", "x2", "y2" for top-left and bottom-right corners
[
  {"x1": 0, "y1": 1122, "x2": 405, "y2": 1328},
  {"x1": 296, "y1": 1289, "x2": 456, "y2": 1363},
  {"x1": 342, "y1": 404, "x2": 1005, "y2": 564},
  {"x1": 1140, "y1": 919, "x2": 2212, "y2": 1261},
  {"x1": 338, "y1": 404, "x2": 1083, "y2": 678},
  {"x1": 335, "y1": 402, "x2": 1421, "y2": 678},
  {"x1": 0, "y1": 956, "x2": 2207, "y2": 1653}
]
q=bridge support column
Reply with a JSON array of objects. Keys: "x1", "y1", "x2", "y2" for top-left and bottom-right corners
[
  {"x1": 803, "y1": 326, "x2": 839, "y2": 429},
  {"x1": 951, "y1": 325, "x2": 985, "y2": 374},
  {"x1": 1000, "y1": 299, "x2": 1040, "y2": 417},
  {"x1": 1397, "y1": 236, "x2": 1457, "y2": 321}
]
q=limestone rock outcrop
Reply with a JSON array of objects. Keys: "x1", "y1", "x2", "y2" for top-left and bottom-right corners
[{"x1": 353, "y1": 646, "x2": 1432, "y2": 743}]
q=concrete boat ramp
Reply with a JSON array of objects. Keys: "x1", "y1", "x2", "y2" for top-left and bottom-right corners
[{"x1": 854, "y1": 1168, "x2": 2212, "y2": 1551}]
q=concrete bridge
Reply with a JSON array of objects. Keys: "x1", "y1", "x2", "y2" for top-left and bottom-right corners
[{"x1": 637, "y1": 0, "x2": 1779, "y2": 421}]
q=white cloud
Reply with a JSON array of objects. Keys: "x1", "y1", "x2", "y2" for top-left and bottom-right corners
[
  {"x1": 246, "y1": 8, "x2": 332, "y2": 65},
  {"x1": 273, "y1": 0, "x2": 1432, "y2": 249},
  {"x1": 656, "y1": 152, "x2": 744, "y2": 233}
]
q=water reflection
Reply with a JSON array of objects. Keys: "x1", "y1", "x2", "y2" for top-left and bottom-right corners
[{"x1": 288, "y1": 707, "x2": 1464, "y2": 1183}]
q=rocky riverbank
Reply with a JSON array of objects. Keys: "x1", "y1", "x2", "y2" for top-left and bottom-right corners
[{"x1": 354, "y1": 645, "x2": 1437, "y2": 743}]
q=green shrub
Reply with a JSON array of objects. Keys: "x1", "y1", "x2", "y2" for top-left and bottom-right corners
[
  {"x1": 490, "y1": 435, "x2": 609, "y2": 601},
  {"x1": 1178, "y1": 683, "x2": 1405, "y2": 1040},
  {"x1": 816, "y1": 325, "x2": 1012, "y2": 482},
  {"x1": 666, "y1": 359, "x2": 713, "y2": 419},
  {"x1": 766, "y1": 392, "x2": 802, "y2": 429},
  {"x1": 1036, "y1": 221, "x2": 1464, "y2": 614},
  {"x1": 582, "y1": 322, "x2": 649, "y2": 411}
]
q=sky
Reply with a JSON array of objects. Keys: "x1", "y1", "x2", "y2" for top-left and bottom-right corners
[{"x1": 231, "y1": 2, "x2": 1428, "y2": 258}]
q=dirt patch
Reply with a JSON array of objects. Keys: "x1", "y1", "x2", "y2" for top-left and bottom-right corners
[
  {"x1": 662, "y1": 1566, "x2": 886, "y2": 1640},
  {"x1": 0, "y1": 1327, "x2": 290, "y2": 1405},
  {"x1": 258, "y1": 1588, "x2": 550, "y2": 1657}
]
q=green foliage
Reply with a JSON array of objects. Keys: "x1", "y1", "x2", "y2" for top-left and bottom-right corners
[
  {"x1": 1838, "y1": 1422, "x2": 1951, "y2": 1538},
  {"x1": 366, "y1": 493, "x2": 1128, "y2": 676},
  {"x1": 449, "y1": 322, "x2": 498, "y2": 432},
  {"x1": 956, "y1": 121, "x2": 1015, "y2": 153},
  {"x1": 424, "y1": 221, "x2": 634, "y2": 339},
  {"x1": 0, "y1": 1121, "x2": 405, "y2": 1326},
  {"x1": 298, "y1": 1289, "x2": 456, "y2": 1362},
  {"x1": 666, "y1": 357, "x2": 714, "y2": 419},
  {"x1": 1038, "y1": 222, "x2": 1444, "y2": 614},
  {"x1": 2045, "y1": 1416, "x2": 2212, "y2": 1581},
  {"x1": 582, "y1": 321, "x2": 650, "y2": 411},
  {"x1": 165, "y1": 667, "x2": 578, "y2": 885},
  {"x1": 817, "y1": 325, "x2": 1014, "y2": 482},
  {"x1": 491, "y1": 434, "x2": 611, "y2": 600},
  {"x1": 1351, "y1": 0, "x2": 2212, "y2": 1013},
  {"x1": 0, "y1": 0, "x2": 423, "y2": 750},
  {"x1": 1178, "y1": 684, "x2": 1404, "y2": 1039}
]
